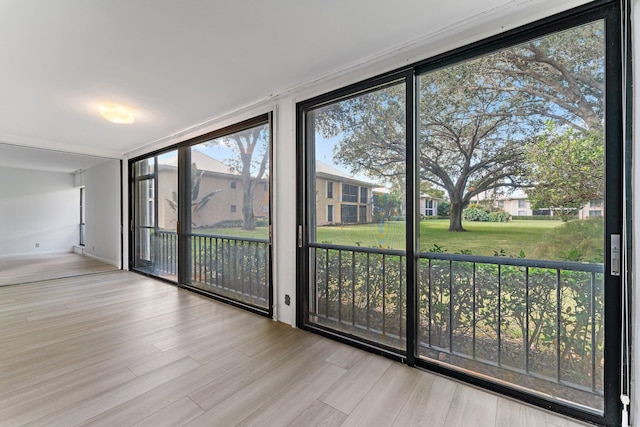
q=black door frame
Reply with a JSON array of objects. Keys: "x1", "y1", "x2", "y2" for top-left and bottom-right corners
[{"x1": 129, "y1": 113, "x2": 275, "y2": 318}]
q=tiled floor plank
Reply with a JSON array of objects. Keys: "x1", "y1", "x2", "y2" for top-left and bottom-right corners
[{"x1": 0, "y1": 271, "x2": 593, "y2": 427}]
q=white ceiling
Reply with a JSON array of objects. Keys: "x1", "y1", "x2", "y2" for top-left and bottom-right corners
[
  {"x1": 0, "y1": 143, "x2": 111, "y2": 173},
  {"x1": 0, "y1": 0, "x2": 590, "y2": 170}
]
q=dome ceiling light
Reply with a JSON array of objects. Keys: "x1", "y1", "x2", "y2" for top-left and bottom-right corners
[{"x1": 99, "y1": 104, "x2": 136, "y2": 124}]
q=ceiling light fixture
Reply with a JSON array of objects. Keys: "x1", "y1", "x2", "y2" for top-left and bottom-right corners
[{"x1": 99, "y1": 104, "x2": 136, "y2": 124}]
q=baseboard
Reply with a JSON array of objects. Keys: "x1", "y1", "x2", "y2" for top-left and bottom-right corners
[
  {"x1": 84, "y1": 252, "x2": 120, "y2": 268},
  {"x1": 0, "y1": 249, "x2": 72, "y2": 259}
]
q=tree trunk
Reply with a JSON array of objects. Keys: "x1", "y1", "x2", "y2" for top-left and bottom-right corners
[
  {"x1": 242, "y1": 181, "x2": 255, "y2": 230},
  {"x1": 449, "y1": 202, "x2": 466, "y2": 232}
]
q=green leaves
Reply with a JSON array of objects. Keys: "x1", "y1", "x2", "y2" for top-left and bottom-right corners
[{"x1": 526, "y1": 123, "x2": 604, "y2": 220}]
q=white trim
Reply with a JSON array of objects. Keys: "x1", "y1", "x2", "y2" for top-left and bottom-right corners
[
  {"x1": 0, "y1": 249, "x2": 72, "y2": 259},
  {"x1": 85, "y1": 252, "x2": 120, "y2": 268}
]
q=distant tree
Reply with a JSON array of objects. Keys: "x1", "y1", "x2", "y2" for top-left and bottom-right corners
[
  {"x1": 315, "y1": 21, "x2": 604, "y2": 232},
  {"x1": 317, "y1": 59, "x2": 532, "y2": 232},
  {"x1": 373, "y1": 192, "x2": 403, "y2": 222},
  {"x1": 218, "y1": 125, "x2": 269, "y2": 230},
  {"x1": 437, "y1": 201, "x2": 450, "y2": 217},
  {"x1": 526, "y1": 123, "x2": 603, "y2": 221},
  {"x1": 167, "y1": 163, "x2": 220, "y2": 227}
]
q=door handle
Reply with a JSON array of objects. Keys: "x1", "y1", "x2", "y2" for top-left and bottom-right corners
[{"x1": 611, "y1": 234, "x2": 620, "y2": 276}]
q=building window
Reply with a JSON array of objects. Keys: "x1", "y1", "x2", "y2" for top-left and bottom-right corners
[
  {"x1": 518, "y1": 200, "x2": 526, "y2": 208},
  {"x1": 230, "y1": 181, "x2": 237, "y2": 189},
  {"x1": 359, "y1": 205, "x2": 367, "y2": 223},
  {"x1": 342, "y1": 184, "x2": 358, "y2": 202},
  {"x1": 230, "y1": 204, "x2": 237, "y2": 213},
  {"x1": 497, "y1": 200, "x2": 504, "y2": 208},
  {"x1": 327, "y1": 181, "x2": 334, "y2": 199},
  {"x1": 518, "y1": 210, "x2": 526, "y2": 216},
  {"x1": 327, "y1": 205, "x2": 333, "y2": 222},
  {"x1": 425, "y1": 199, "x2": 435, "y2": 216},
  {"x1": 360, "y1": 187, "x2": 367, "y2": 203},
  {"x1": 590, "y1": 199, "x2": 603, "y2": 207},
  {"x1": 589, "y1": 210, "x2": 603, "y2": 217},
  {"x1": 341, "y1": 205, "x2": 357, "y2": 223}
]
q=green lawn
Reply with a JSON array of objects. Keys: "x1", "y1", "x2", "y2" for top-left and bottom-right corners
[
  {"x1": 317, "y1": 220, "x2": 561, "y2": 256},
  {"x1": 196, "y1": 219, "x2": 563, "y2": 258}
]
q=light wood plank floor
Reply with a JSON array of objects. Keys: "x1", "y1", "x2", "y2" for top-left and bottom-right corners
[
  {"x1": 0, "y1": 252, "x2": 118, "y2": 287},
  {"x1": 0, "y1": 271, "x2": 591, "y2": 427}
]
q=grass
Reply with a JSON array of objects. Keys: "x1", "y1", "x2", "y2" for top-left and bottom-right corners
[
  {"x1": 318, "y1": 220, "x2": 561, "y2": 257},
  {"x1": 195, "y1": 219, "x2": 564, "y2": 259}
]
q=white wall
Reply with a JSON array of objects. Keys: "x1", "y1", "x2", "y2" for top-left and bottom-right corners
[
  {"x1": 0, "y1": 166, "x2": 78, "y2": 256},
  {"x1": 80, "y1": 159, "x2": 121, "y2": 267}
]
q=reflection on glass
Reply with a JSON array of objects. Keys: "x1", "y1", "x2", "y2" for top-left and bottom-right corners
[
  {"x1": 416, "y1": 21, "x2": 605, "y2": 412},
  {"x1": 134, "y1": 157, "x2": 154, "y2": 177},
  {"x1": 307, "y1": 81, "x2": 407, "y2": 350}
]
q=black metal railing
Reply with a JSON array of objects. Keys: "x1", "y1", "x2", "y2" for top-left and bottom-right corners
[
  {"x1": 311, "y1": 243, "x2": 407, "y2": 350},
  {"x1": 147, "y1": 231, "x2": 270, "y2": 309},
  {"x1": 308, "y1": 242, "x2": 604, "y2": 408},
  {"x1": 152, "y1": 230, "x2": 178, "y2": 276},
  {"x1": 189, "y1": 233, "x2": 270, "y2": 309}
]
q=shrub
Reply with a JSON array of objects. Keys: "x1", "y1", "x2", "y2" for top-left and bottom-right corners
[
  {"x1": 437, "y1": 201, "x2": 450, "y2": 216},
  {"x1": 209, "y1": 219, "x2": 243, "y2": 228},
  {"x1": 421, "y1": 215, "x2": 447, "y2": 221},
  {"x1": 463, "y1": 206, "x2": 490, "y2": 222},
  {"x1": 532, "y1": 218, "x2": 604, "y2": 262},
  {"x1": 488, "y1": 211, "x2": 510, "y2": 222},
  {"x1": 512, "y1": 215, "x2": 562, "y2": 221}
]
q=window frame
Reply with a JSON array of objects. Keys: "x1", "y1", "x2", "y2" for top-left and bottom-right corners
[
  {"x1": 342, "y1": 183, "x2": 358, "y2": 203},
  {"x1": 129, "y1": 113, "x2": 274, "y2": 319},
  {"x1": 360, "y1": 187, "x2": 367, "y2": 204},
  {"x1": 340, "y1": 204, "x2": 358, "y2": 224}
]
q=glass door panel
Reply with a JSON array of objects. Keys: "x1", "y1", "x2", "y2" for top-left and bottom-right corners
[
  {"x1": 416, "y1": 21, "x2": 606, "y2": 412},
  {"x1": 184, "y1": 120, "x2": 271, "y2": 312},
  {"x1": 131, "y1": 151, "x2": 178, "y2": 281},
  {"x1": 305, "y1": 81, "x2": 407, "y2": 351}
]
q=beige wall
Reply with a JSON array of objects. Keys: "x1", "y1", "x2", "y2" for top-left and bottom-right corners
[
  {"x1": 157, "y1": 168, "x2": 268, "y2": 230},
  {"x1": 316, "y1": 177, "x2": 372, "y2": 226}
]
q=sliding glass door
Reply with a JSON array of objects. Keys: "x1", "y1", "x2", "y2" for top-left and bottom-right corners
[
  {"x1": 181, "y1": 117, "x2": 272, "y2": 313},
  {"x1": 130, "y1": 115, "x2": 272, "y2": 316},
  {"x1": 131, "y1": 151, "x2": 178, "y2": 281},
  {"x1": 415, "y1": 18, "x2": 610, "y2": 413},
  {"x1": 298, "y1": 3, "x2": 622, "y2": 425},
  {"x1": 302, "y1": 78, "x2": 408, "y2": 352}
]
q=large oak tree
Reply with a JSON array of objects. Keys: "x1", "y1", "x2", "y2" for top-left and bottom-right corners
[{"x1": 315, "y1": 20, "x2": 604, "y2": 232}]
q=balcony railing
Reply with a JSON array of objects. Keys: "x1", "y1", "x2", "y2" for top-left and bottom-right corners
[
  {"x1": 308, "y1": 242, "x2": 604, "y2": 409},
  {"x1": 190, "y1": 233, "x2": 270, "y2": 309},
  {"x1": 152, "y1": 230, "x2": 178, "y2": 276},
  {"x1": 152, "y1": 231, "x2": 270, "y2": 309}
]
